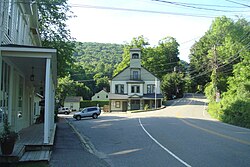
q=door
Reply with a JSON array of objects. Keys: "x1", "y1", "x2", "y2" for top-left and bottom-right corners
[
  {"x1": 13, "y1": 73, "x2": 24, "y2": 132},
  {"x1": 131, "y1": 100, "x2": 140, "y2": 110},
  {"x1": 122, "y1": 101, "x2": 128, "y2": 112}
]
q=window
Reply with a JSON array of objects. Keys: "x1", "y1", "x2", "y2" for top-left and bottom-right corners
[
  {"x1": 115, "y1": 84, "x2": 124, "y2": 94},
  {"x1": 115, "y1": 101, "x2": 120, "y2": 108},
  {"x1": 0, "y1": 62, "x2": 11, "y2": 123},
  {"x1": 106, "y1": 95, "x2": 108, "y2": 98},
  {"x1": 147, "y1": 84, "x2": 155, "y2": 94},
  {"x1": 133, "y1": 71, "x2": 139, "y2": 80},
  {"x1": 16, "y1": 11, "x2": 21, "y2": 42},
  {"x1": 132, "y1": 53, "x2": 139, "y2": 59},
  {"x1": 131, "y1": 69, "x2": 140, "y2": 80},
  {"x1": 87, "y1": 107, "x2": 97, "y2": 112},
  {"x1": 131, "y1": 85, "x2": 140, "y2": 93},
  {"x1": 97, "y1": 96, "x2": 99, "y2": 98},
  {"x1": 7, "y1": 0, "x2": 13, "y2": 37}
]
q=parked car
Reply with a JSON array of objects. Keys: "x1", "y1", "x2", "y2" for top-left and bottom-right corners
[
  {"x1": 58, "y1": 107, "x2": 71, "y2": 115},
  {"x1": 73, "y1": 107, "x2": 101, "y2": 120}
]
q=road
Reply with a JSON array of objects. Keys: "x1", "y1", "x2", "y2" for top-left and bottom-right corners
[{"x1": 67, "y1": 93, "x2": 250, "y2": 167}]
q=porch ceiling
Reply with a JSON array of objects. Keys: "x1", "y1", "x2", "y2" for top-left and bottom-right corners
[
  {"x1": 0, "y1": 44, "x2": 57, "y2": 91},
  {"x1": 8, "y1": 56, "x2": 46, "y2": 88}
]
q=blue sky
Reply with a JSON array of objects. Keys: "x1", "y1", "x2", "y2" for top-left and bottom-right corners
[{"x1": 67, "y1": 0, "x2": 250, "y2": 62}]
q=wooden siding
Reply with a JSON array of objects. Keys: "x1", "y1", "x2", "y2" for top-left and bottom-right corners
[
  {"x1": 111, "y1": 66, "x2": 161, "y2": 95},
  {"x1": 112, "y1": 67, "x2": 130, "y2": 81},
  {"x1": 0, "y1": 1, "x2": 39, "y2": 45}
]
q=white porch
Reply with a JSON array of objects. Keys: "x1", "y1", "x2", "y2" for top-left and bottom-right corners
[{"x1": 0, "y1": 44, "x2": 57, "y2": 144}]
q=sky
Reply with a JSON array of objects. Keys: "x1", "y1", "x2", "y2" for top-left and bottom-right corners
[{"x1": 66, "y1": 0, "x2": 250, "y2": 62}]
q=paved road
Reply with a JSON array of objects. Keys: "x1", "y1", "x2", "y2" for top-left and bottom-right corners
[{"x1": 68, "y1": 94, "x2": 250, "y2": 167}]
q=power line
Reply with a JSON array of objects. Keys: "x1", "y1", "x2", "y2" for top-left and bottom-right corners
[
  {"x1": 68, "y1": 4, "x2": 216, "y2": 18},
  {"x1": 225, "y1": 0, "x2": 250, "y2": 8},
  {"x1": 150, "y1": 0, "x2": 248, "y2": 8},
  {"x1": 152, "y1": 0, "x2": 250, "y2": 12}
]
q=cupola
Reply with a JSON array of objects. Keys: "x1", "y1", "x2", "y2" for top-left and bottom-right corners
[{"x1": 130, "y1": 48, "x2": 141, "y2": 68}]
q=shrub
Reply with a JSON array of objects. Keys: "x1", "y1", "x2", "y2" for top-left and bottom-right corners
[{"x1": 80, "y1": 100, "x2": 109, "y2": 108}]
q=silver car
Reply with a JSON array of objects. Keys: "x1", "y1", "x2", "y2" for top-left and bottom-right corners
[
  {"x1": 73, "y1": 107, "x2": 101, "y2": 120},
  {"x1": 58, "y1": 107, "x2": 71, "y2": 115}
]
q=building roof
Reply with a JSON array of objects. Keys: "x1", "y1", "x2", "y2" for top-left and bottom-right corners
[
  {"x1": 64, "y1": 96, "x2": 82, "y2": 102},
  {"x1": 109, "y1": 93, "x2": 163, "y2": 100},
  {"x1": 111, "y1": 65, "x2": 160, "y2": 81},
  {"x1": 142, "y1": 94, "x2": 164, "y2": 99},
  {"x1": 109, "y1": 93, "x2": 129, "y2": 100},
  {"x1": 0, "y1": 44, "x2": 54, "y2": 49}
]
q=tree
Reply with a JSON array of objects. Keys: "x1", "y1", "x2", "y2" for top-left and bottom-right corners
[
  {"x1": 56, "y1": 75, "x2": 92, "y2": 103},
  {"x1": 161, "y1": 72, "x2": 185, "y2": 99},
  {"x1": 95, "y1": 76, "x2": 110, "y2": 93},
  {"x1": 189, "y1": 16, "x2": 248, "y2": 93},
  {"x1": 56, "y1": 76, "x2": 76, "y2": 105},
  {"x1": 37, "y1": 0, "x2": 75, "y2": 77},
  {"x1": 190, "y1": 16, "x2": 250, "y2": 127},
  {"x1": 143, "y1": 37, "x2": 180, "y2": 79},
  {"x1": 113, "y1": 35, "x2": 149, "y2": 76}
]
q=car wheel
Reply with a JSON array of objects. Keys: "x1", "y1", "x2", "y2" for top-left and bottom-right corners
[
  {"x1": 65, "y1": 111, "x2": 69, "y2": 115},
  {"x1": 92, "y1": 113, "x2": 98, "y2": 119},
  {"x1": 76, "y1": 115, "x2": 81, "y2": 120}
]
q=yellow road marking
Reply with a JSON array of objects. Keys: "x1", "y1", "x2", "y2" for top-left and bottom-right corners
[
  {"x1": 173, "y1": 94, "x2": 250, "y2": 146},
  {"x1": 180, "y1": 119, "x2": 250, "y2": 146}
]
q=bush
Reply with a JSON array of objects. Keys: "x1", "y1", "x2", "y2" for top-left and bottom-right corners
[
  {"x1": 80, "y1": 100, "x2": 109, "y2": 108},
  {"x1": 207, "y1": 101, "x2": 223, "y2": 120},
  {"x1": 222, "y1": 99, "x2": 250, "y2": 128}
]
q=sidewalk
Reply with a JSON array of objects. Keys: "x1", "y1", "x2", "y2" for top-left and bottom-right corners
[{"x1": 49, "y1": 118, "x2": 109, "y2": 167}]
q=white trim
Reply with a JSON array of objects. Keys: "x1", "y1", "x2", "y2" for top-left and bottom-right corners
[
  {"x1": 44, "y1": 58, "x2": 51, "y2": 144},
  {"x1": 0, "y1": 46, "x2": 56, "y2": 54}
]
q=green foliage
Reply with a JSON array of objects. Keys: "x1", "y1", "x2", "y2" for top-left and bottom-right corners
[
  {"x1": 194, "y1": 16, "x2": 250, "y2": 128},
  {"x1": 204, "y1": 82, "x2": 216, "y2": 102},
  {"x1": 80, "y1": 100, "x2": 109, "y2": 108},
  {"x1": 161, "y1": 72, "x2": 185, "y2": 99},
  {"x1": 143, "y1": 36, "x2": 180, "y2": 79},
  {"x1": 56, "y1": 76, "x2": 91, "y2": 104},
  {"x1": 222, "y1": 99, "x2": 250, "y2": 128},
  {"x1": 0, "y1": 114, "x2": 18, "y2": 143},
  {"x1": 72, "y1": 42, "x2": 123, "y2": 95},
  {"x1": 73, "y1": 42, "x2": 123, "y2": 78},
  {"x1": 144, "y1": 104, "x2": 149, "y2": 111},
  {"x1": 114, "y1": 35, "x2": 180, "y2": 79},
  {"x1": 113, "y1": 35, "x2": 149, "y2": 76},
  {"x1": 37, "y1": 0, "x2": 75, "y2": 77},
  {"x1": 207, "y1": 101, "x2": 223, "y2": 120}
]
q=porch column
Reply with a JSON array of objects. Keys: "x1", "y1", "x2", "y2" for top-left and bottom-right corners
[
  {"x1": 8, "y1": 66, "x2": 14, "y2": 125},
  {"x1": 50, "y1": 83, "x2": 55, "y2": 132},
  {"x1": 140, "y1": 99, "x2": 143, "y2": 110},
  {"x1": 44, "y1": 58, "x2": 51, "y2": 144},
  {"x1": 127, "y1": 99, "x2": 131, "y2": 111}
]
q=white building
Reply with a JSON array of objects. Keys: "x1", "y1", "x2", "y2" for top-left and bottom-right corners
[
  {"x1": 0, "y1": 0, "x2": 57, "y2": 144},
  {"x1": 109, "y1": 48, "x2": 163, "y2": 112},
  {"x1": 64, "y1": 96, "x2": 83, "y2": 111},
  {"x1": 91, "y1": 90, "x2": 109, "y2": 101}
]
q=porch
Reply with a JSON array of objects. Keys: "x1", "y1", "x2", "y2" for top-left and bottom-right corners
[{"x1": 0, "y1": 123, "x2": 56, "y2": 165}]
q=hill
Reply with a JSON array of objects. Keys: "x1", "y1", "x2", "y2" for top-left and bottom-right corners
[{"x1": 73, "y1": 42, "x2": 124, "y2": 78}]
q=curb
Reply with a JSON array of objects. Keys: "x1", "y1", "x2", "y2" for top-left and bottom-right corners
[{"x1": 64, "y1": 118, "x2": 94, "y2": 154}]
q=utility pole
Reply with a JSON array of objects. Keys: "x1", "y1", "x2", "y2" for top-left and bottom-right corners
[
  {"x1": 155, "y1": 77, "x2": 157, "y2": 109},
  {"x1": 213, "y1": 45, "x2": 218, "y2": 91},
  {"x1": 213, "y1": 45, "x2": 220, "y2": 102}
]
